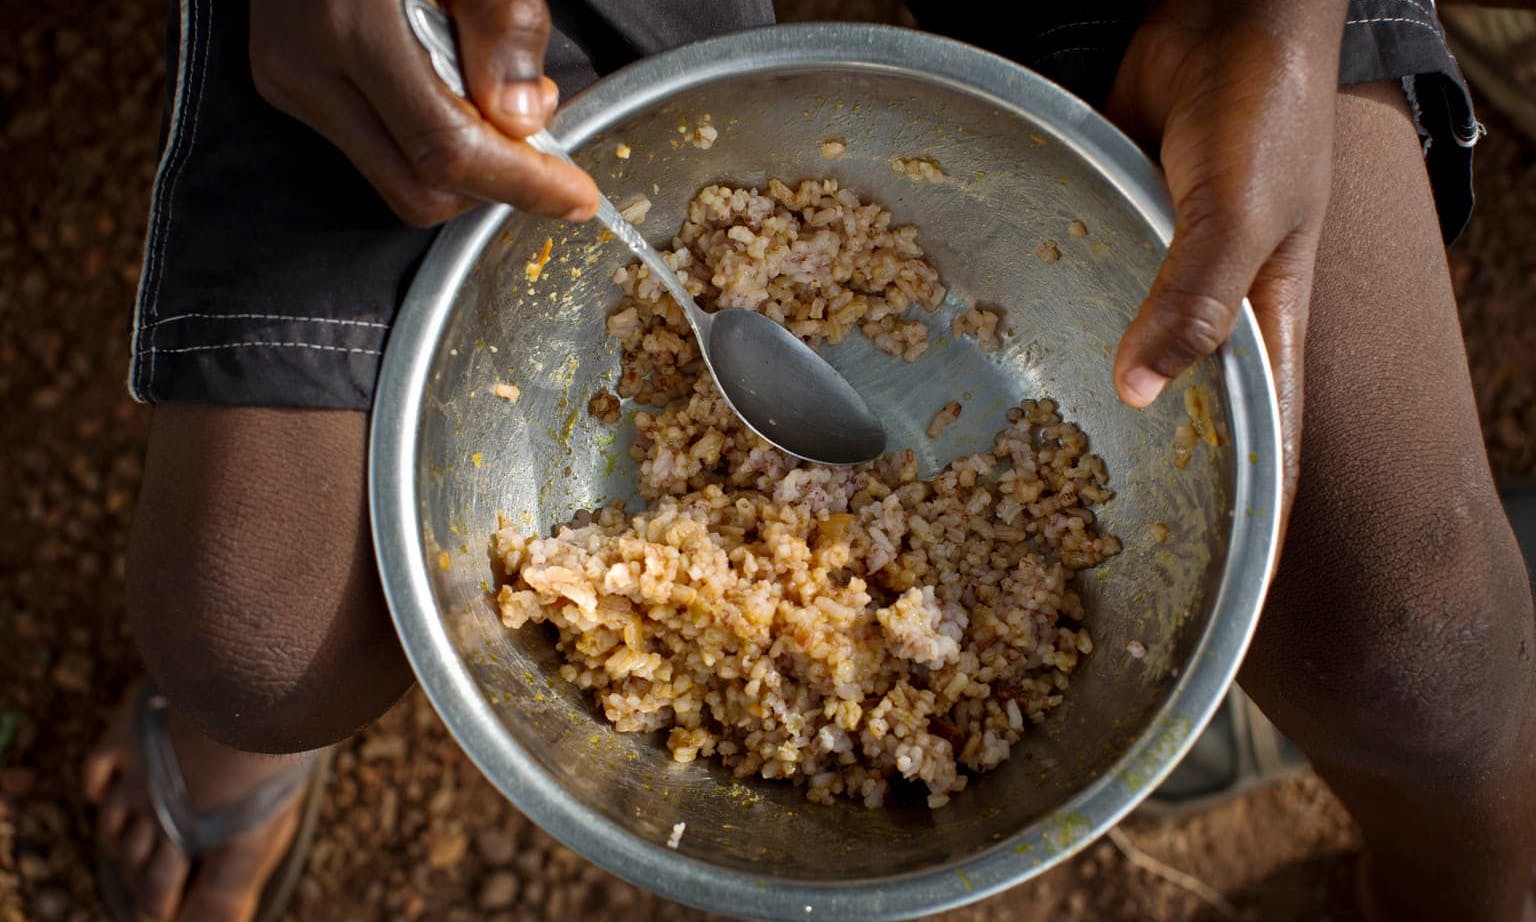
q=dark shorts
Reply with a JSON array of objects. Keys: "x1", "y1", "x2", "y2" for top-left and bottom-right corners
[{"x1": 129, "y1": 0, "x2": 1479, "y2": 410}]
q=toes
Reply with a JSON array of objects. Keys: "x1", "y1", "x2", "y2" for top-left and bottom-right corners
[
  {"x1": 136, "y1": 838, "x2": 191, "y2": 922},
  {"x1": 120, "y1": 815, "x2": 160, "y2": 874},
  {"x1": 81, "y1": 746, "x2": 120, "y2": 804},
  {"x1": 176, "y1": 861, "x2": 262, "y2": 922},
  {"x1": 96, "y1": 791, "x2": 132, "y2": 852},
  {"x1": 175, "y1": 812, "x2": 300, "y2": 922},
  {"x1": 84, "y1": 682, "x2": 140, "y2": 803}
]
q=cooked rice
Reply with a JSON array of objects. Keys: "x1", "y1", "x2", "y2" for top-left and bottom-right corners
[
  {"x1": 891, "y1": 156, "x2": 946, "y2": 182},
  {"x1": 951, "y1": 306, "x2": 1003, "y2": 353},
  {"x1": 691, "y1": 118, "x2": 718, "y2": 150},
  {"x1": 605, "y1": 179, "x2": 947, "y2": 406},
  {"x1": 927, "y1": 401, "x2": 963, "y2": 439},
  {"x1": 619, "y1": 196, "x2": 652, "y2": 225},
  {"x1": 588, "y1": 390, "x2": 621, "y2": 424},
  {"x1": 492, "y1": 181, "x2": 1120, "y2": 809}
]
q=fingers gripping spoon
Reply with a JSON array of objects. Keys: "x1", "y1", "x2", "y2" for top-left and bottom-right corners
[{"x1": 403, "y1": 0, "x2": 887, "y2": 465}]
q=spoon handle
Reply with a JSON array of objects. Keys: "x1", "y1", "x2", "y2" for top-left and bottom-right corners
[{"x1": 401, "y1": 0, "x2": 709, "y2": 335}]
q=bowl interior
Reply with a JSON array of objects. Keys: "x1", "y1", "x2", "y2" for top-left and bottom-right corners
[{"x1": 406, "y1": 65, "x2": 1237, "y2": 880}]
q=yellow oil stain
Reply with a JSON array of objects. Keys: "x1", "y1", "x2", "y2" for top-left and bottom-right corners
[
  {"x1": 1041, "y1": 812, "x2": 1090, "y2": 853},
  {"x1": 1117, "y1": 713, "x2": 1194, "y2": 792}
]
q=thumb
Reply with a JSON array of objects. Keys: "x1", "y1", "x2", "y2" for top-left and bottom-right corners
[
  {"x1": 1113, "y1": 200, "x2": 1273, "y2": 408},
  {"x1": 453, "y1": 0, "x2": 555, "y2": 138}
]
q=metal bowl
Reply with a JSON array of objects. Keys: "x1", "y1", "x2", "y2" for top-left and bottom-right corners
[{"x1": 370, "y1": 23, "x2": 1282, "y2": 921}]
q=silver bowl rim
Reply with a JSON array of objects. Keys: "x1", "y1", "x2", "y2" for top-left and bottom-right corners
[{"x1": 370, "y1": 22, "x2": 1283, "y2": 922}]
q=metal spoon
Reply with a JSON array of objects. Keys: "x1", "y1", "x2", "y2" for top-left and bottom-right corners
[{"x1": 403, "y1": 0, "x2": 886, "y2": 465}]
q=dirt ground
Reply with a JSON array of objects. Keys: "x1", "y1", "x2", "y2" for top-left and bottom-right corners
[{"x1": 1, "y1": 1, "x2": 1532, "y2": 921}]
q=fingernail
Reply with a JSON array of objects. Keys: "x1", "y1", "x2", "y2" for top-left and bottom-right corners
[
  {"x1": 562, "y1": 202, "x2": 596, "y2": 222},
  {"x1": 498, "y1": 84, "x2": 542, "y2": 127},
  {"x1": 1122, "y1": 367, "x2": 1168, "y2": 408}
]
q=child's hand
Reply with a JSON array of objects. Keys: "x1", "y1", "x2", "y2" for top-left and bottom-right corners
[
  {"x1": 250, "y1": 0, "x2": 600, "y2": 225},
  {"x1": 1107, "y1": 0, "x2": 1348, "y2": 519}
]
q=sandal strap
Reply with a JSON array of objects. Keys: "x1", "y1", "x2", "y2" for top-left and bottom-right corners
[{"x1": 135, "y1": 684, "x2": 317, "y2": 857}]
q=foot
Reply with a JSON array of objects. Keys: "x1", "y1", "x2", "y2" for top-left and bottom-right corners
[{"x1": 82, "y1": 684, "x2": 310, "y2": 922}]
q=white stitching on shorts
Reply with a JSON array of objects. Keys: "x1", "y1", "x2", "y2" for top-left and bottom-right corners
[
  {"x1": 1029, "y1": 20, "x2": 1129, "y2": 45},
  {"x1": 145, "y1": 0, "x2": 214, "y2": 391},
  {"x1": 128, "y1": 0, "x2": 196, "y2": 401},
  {"x1": 1345, "y1": 16, "x2": 1441, "y2": 38},
  {"x1": 143, "y1": 342, "x2": 384, "y2": 357},
  {"x1": 1030, "y1": 45, "x2": 1113, "y2": 67},
  {"x1": 1454, "y1": 119, "x2": 1487, "y2": 148},
  {"x1": 147, "y1": 312, "x2": 391, "y2": 330}
]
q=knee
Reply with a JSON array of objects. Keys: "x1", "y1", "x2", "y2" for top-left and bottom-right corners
[
  {"x1": 1245, "y1": 486, "x2": 1535, "y2": 781},
  {"x1": 128, "y1": 534, "x2": 410, "y2": 753},
  {"x1": 124, "y1": 406, "x2": 412, "y2": 754}
]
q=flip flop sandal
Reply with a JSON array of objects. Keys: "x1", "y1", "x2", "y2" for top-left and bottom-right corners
[
  {"x1": 96, "y1": 684, "x2": 331, "y2": 922},
  {"x1": 1135, "y1": 686, "x2": 1310, "y2": 820}
]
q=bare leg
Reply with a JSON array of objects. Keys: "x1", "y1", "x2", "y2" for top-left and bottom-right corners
[
  {"x1": 1238, "y1": 81, "x2": 1536, "y2": 922},
  {"x1": 83, "y1": 406, "x2": 412, "y2": 922}
]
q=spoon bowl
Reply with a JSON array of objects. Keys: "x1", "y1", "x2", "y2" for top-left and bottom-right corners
[{"x1": 705, "y1": 308, "x2": 888, "y2": 465}]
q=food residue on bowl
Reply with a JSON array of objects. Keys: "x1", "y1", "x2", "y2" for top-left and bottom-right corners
[
  {"x1": 615, "y1": 142, "x2": 632, "y2": 160},
  {"x1": 891, "y1": 156, "x2": 945, "y2": 182},
  {"x1": 491, "y1": 382, "x2": 522, "y2": 405},
  {"x1": 820, "y1": 138, "x2": 847, "y2": 160},
  {"x1": 951, "y1": 306, "x2": 1002, "y2": 353},
  {"x1": 1035, "y1": 240, "x2": 1061, "y2": 263},
  {"x1": 1172, "y1": 384, "x2": 1224, "y2": 469},
  {"x1": 927, "y1": 400, "x2": 963, "y2": 439},
  {"x1": 690, "y1": 116, "x2": 717, "y2": 150},
  {"x1": 1068, "y1": 220, "x2": 1089, "y2": 238},
  {"x1": 588, "y1": 390, "x2": 621, "y2": 424},
  {"x1": 666, "y1": 822, "x2": 686, "y2": 849},
  {"x1": 524, "y1": 237, "x2": 553, "y2": 283},
  {"x1": 1146, "y1": 521, "x2": 1169, "y2": 544},
  {"x1": 865, "y1": 316, "x2": 929, "y2": 361},
  {"x1": 619, "y1": 196, "x2": 652, "y2": 225}
]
